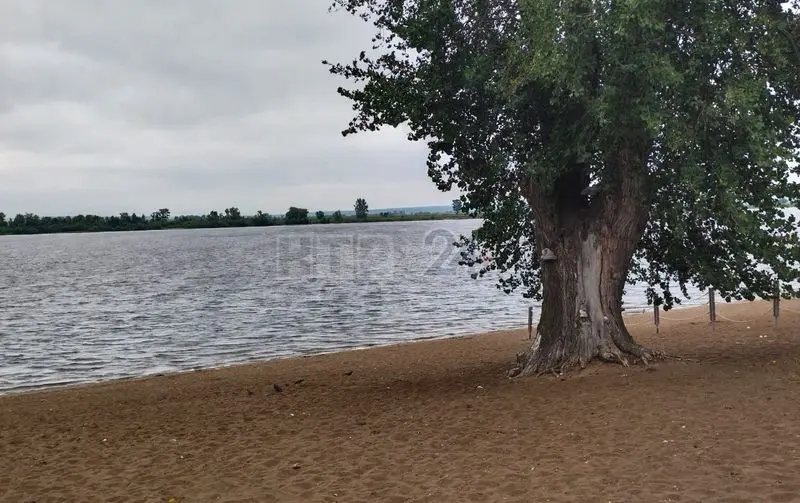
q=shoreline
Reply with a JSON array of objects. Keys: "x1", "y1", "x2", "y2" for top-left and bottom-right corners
[
  {"x1": 0, "y1": 299, "x2": 718, "y2": 398},
  {"x1": 0, "y1": 326, "x2": 517, "y2": 399}
]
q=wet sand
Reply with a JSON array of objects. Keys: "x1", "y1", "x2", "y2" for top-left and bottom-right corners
[{"x1": 2, "y1": 300, "x2": 800, "y2": 502}]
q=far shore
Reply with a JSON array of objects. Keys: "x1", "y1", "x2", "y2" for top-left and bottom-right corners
[{"x1": 0, "y1": 210, "x2": 475, "y2": 237}]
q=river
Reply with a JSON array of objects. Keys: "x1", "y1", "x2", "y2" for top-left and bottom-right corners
[{"x1": 0, "y1": 219, "x2": 709, "y2": 393}]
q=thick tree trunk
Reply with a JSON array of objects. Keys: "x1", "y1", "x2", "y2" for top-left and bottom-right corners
[
  {"x1": 510, "y1": 227, "x2": 652, "y2": 376},
  {"x1": 511, "y1": 153, "x2": 654, "y2": 376}
]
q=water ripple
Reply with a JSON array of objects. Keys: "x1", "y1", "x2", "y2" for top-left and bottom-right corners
[{"x1": 0, "y1": 220, "x2": 706, "y2": 394}]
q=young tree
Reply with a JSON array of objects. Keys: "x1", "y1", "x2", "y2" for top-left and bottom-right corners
[
  {"x1": 316, "y1": 210, "x2": 327, "y2": 223},
  {"x1": 452, "y1": 199, "x2": 463, "y2": 214},
  {"x1": 332, "y1": 210, "x2": 344, "y2": 223},
  {"x1": 354, "y1": 198, "x2": 369, "y2": 220},
  {"x1": 325, "y1": 0, "x2": 800, "y2": 375}
]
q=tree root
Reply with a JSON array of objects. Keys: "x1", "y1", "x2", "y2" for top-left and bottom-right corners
[{"x1": 508, "y1": 342, "x2": 667, "y2": 378}]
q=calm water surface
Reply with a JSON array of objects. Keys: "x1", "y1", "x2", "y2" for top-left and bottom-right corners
[{"x1": 0, "y1": 219, "x2": 705, "y2": 394}]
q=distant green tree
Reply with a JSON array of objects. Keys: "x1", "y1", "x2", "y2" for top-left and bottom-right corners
[
  {"x1": 285, "y1": 206, "x2": 310, "y2": 225},
  {"x1": 151, "y1": 208, "x2": 170, "y2": 222},
  {"x1": 315, "y1": 210, "x2": 327, "y2": 223},
  {"x1": 253, "y1": 210, "x2": 272, "y2": 226},
  {"x1": 207, "y1": 210, "x2": 220, "y2": 222},
  {"x1": 354, "y1": 198, "x2": 369, "y2": 221},
  {"x1": 225, "y1": 207, "x2": 242, "y2": 220},
  {"x1": 452, "y1": 199, "x2": 463, "y2": 213},
  {"x1": 332, "y1": 210, "x2": 344, "y2": 223},
  {"x1": 0, "y1": 212, "x2": 6, "y2": 226}
]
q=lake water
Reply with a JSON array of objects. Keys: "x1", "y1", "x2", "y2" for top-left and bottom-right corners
[{"x1": 0, "y1": 219, "x2": 706, "y2": 394}]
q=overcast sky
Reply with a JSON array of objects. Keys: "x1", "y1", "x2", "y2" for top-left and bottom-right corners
[{"x1": 0, "y1": 0, "x2": 454, "y2": 216}]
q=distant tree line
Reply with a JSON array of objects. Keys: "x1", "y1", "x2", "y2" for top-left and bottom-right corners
[{"x1": 0, "y1": 198, "x2": 471, "y2": 236}]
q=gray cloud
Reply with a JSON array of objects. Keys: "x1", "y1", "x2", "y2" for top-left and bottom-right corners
[{"x1": 0, "y1": 0, "x2": 453, "y2": 216}]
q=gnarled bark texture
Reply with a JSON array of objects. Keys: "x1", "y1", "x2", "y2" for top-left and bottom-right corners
[{"x1": 510, "y1": 149, "x2": 656, "y2": 376}]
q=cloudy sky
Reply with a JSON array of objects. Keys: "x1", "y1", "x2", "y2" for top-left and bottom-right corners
[{"x1": 0, "y1": 0, "x2": 454, "y2": 217}]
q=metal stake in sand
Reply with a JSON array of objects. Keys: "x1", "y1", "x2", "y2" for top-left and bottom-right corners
[
  {"x1": 708, "y1": 289, "x2": 716, "y2": 330},
  {"x1": 653, "y1": 304, "x2": 660, "y2": 334},
  {"x1": 773, "y1": 279, "x2": 780, "y2": 329},
  {"x1": 528, "y1": 306, "x2": 533, "y2": 340}
]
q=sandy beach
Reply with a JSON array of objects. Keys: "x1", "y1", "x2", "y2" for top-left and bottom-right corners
[{"x1": 2, "y1": 300, "x2": 800, "y2": 502}]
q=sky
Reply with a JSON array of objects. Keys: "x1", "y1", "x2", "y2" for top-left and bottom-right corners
[{"x1": 0, "y1": 0, "x2": 455, "y2": 217}]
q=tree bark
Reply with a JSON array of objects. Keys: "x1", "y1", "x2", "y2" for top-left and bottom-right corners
[{"x1": 511, "y1": 152, "x2": 654, "y2": 376}]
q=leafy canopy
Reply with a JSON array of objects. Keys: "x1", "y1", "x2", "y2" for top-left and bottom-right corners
[
  {"x1": 355, "y1": 197, "x2": 370, "y2": 219},
  {"x1": 325, "y1": 0, "x2": 800, "y2": 307}
]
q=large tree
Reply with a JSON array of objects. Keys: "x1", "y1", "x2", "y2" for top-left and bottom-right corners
[{"x1": 325, "y1": 0, "x2": 800, "y2": 375}]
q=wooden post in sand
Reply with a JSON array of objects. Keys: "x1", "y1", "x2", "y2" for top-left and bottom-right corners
[
  {"x1": 653, "y1": 304, "x2": 660, "y2": 334},
  {"x1": 773, "y1": 279, "x2": 780, "y2": 328},
  {"x1": 528, "y1": 306, "x2": 533, "y2": 340},
  {"x1": 708, "y1": 289, "x2": 716, "y2": 330}
]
